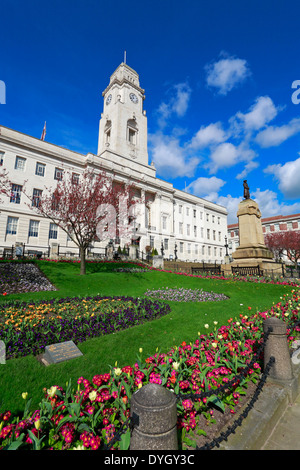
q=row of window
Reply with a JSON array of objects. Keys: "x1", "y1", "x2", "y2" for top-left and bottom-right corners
[
  {"x1": 178, "y1": 205, "x2": 222, "y2": 224},
  {"x1": 177, "y1": 223, "x2": 222, "y2": 241},
  {"x1": 10, "y1": 177, "x2": 79, "y2": 206},
  {"x1": 264, "y1": 222, "x2": 298, "y2": 232},
  {"x1": 104, "y1": 119, "x2": 138, "y2": 146},
  {"x1": 3, "y1": 153, "x2": 224, "y2": 228},
  {"x1": 230, "y1": 220, "x2": 299, "y2": 238},
  {"x1": 6, "y1": 216, "x2": 58, "y2": 239},
  {"x1": 177, "y1": 243, "x2": 223, "y2": 257},
  {"x1": 10, "y1": 184, "x2": 43, "y2": 206},
  {"x1": 1, "y1": 151, "x2": 80, "y2": 182},
  {"x1": 149, "y1": 235, "x2": 223, "y2": 257},
  {"x1": 6, "y1": 215, "x2": 223, "y2": 257}
]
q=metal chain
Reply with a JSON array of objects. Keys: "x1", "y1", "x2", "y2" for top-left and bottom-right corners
[
  {"x1": 102, "y1": 415, "x2": 135, "y2": 450},
  {"x1": 101, "y1": 316, "x2": 300, "y2": 450},
  {"x1": 176, "y1": 326, "x2": 272, "y2": 402},
  {"x1": 196, "y1": 356, "x2": 275, "y2": 450}
]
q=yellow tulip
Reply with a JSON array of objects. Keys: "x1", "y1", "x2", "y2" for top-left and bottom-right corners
[{"x1": 34, "y1": 419, "x2": 41, "y2": 430}]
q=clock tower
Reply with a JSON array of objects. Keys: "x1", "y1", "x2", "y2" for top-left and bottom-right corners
[{"x1": 97, "y1": 62, "x2": 148, "y2": 165}]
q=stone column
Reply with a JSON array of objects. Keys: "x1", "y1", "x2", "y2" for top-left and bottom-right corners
[
  {"x1": 130, "y1": 383, "x2": 178, "y2": 450},
  {"x1": 263, "y1": 317, "x2": 293, "y2": 382}
]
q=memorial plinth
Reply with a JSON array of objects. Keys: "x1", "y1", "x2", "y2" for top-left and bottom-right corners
[
  {"x1": 231, "y1": 198, "x2": 273, "y2": 265},
  {"x1": 223, "y1": 181, "x2": 283, "y2": 276}
]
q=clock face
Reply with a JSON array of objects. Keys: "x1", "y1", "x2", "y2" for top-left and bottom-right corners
[
  {"x1": 129, "y1": 93, "x2": 138, "y2": 104},
  {"x1": 106, "y1": 94, "x2": 112, "y2": 105}
]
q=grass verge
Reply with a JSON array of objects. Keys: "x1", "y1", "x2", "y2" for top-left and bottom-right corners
[{"x1": 0, "y1": 260, "x2": 296, "y2": 415}]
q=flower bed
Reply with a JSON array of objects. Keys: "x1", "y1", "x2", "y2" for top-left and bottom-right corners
[
  {"x1": 159, "y1": 267, "x2": 300, "y2": 287},
  {"x1": 144, "y1": 287, "x2": 228, "y2": 302},
  {"x1": 1, "y1": 289, "x2": 299, "y2": 450},
  {"x1": 115, "y1": 268, "x2": 150, "y2": 272},
  {"x1": 0, "y1": 296, "x2": 171, "y2": 359},
  {"x1": 2, "y1": 258, "x2": 298, "y2": 288},
  {"x1": 0, "y1": 262, "x2": 56, "y2": 295}
]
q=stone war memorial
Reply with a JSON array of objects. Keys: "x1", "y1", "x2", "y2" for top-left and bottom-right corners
[{"x1": 224, "y1": 181, "x2": 282, "y2": 276}]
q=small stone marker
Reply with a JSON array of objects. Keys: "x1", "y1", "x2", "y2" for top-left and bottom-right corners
[
  {"x1": 0, "y1": 340, "x2": 5, "y2": 364},
  {"x1": 41, "y1": 341, "x2": 83, "y2": 366}
]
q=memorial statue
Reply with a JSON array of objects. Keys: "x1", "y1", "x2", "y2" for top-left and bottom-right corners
[{"x1": 243, "y1": 180, "x2": 250, "y2": 199}]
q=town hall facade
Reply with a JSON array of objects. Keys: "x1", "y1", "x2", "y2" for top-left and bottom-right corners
[{"x1": 0, "y1": 62, "x2": 228, "y2": 261}]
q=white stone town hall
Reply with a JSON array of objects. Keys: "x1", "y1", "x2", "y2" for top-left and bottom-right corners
[{"x1": 0, "y1": 61, "x2": 228, "y2": 261}]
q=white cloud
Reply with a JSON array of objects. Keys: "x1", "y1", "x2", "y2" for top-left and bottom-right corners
[
  {"x1": 186, "y1": 176, "x2": 226, "y2": 200},
  {"x1": 157, "y1": 82, "x2": 191, "y2": 128},
  {"x1": 149, "y1": 133, "x2": 200, "y2": 178},
  {"x1": 172, "y1": 83, "x2": 191, "y2": 117},
  {"x1": 264, "y1": 157, "x2": 300, "y2": 199},
  {"x1": 255, "y1": 117, "x2": 300, "y2": 147},
  {"x1": 252, "y1": 188, "x2": 300, "y2": 218},
  {"x1": 215, "y1": 194, "x2": 241, "y2": 224},
  {"x1": 203, "y1": 138, "x2": 258, "y2": 175},
  {"x1": 205, "y1": 53, "x2": 251, "y2": 95},
  {"x1": 234, "y1": 96, "x2": 279, "y2": 132},
  {"x1": 213, "y1": 188, "x2": 300, "y2": 225},
  {"x1": 206, "y1": 142, "x2": 240, "y2": 173},
  {"x1": 236, "y1": 160, "x2": 259, "y2": 180},
  {"x1": 189, "y1": 122, "x2": 227, "y2": 149}
]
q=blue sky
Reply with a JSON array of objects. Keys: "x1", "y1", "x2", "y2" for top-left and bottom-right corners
[{"x1": 1, "y1": 0, "x2": 300, "y2": 223}]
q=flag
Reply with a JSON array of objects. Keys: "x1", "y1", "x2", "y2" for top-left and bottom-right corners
[{"x1": 41, "y1": 121, "x2": 46, "y2": 141}]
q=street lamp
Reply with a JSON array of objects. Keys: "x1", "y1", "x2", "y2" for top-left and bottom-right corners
[{"x1": 224, "y1": 236, "x2": 229, "y2": 257}]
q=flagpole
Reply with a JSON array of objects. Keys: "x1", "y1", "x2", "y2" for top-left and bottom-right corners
[{"x1": 41, "y1": 121, "x2": 46, "y2": 141}]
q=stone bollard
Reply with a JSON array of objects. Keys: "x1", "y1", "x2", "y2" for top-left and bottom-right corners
[
  {"x1": 130, "y1": 383, "x2": 178, "y2": 450},
  {"x1": 263, "y1": 317, "x2": 293, "y2": 382}
]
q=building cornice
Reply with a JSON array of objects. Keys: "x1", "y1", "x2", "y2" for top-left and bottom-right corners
[{"x1": 0, "y1": 125, "x2": 86, "y2": 166}]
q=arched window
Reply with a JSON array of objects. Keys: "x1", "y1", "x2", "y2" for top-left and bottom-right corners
[
  {"x1": 127, "y1": 119, "x2": 138, "y2": 146},
  {"x1": 104, "y1": 120, "x2": 111, "y2": 145}
]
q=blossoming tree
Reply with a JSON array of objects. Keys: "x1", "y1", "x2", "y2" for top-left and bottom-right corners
[
  {"x1": 28, "y1": 169, "x2": 140, "y2": 274},
  {"x1": 265, "y1": 230, "x2": 300, "y2": 267},
  {"x1": 0, "y1": 168, "x2": 11, "y2": 204}
]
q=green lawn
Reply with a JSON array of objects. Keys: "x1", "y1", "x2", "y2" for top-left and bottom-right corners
[{"x1": 0, "y1": 260, "x2": 295, "y2": 415}]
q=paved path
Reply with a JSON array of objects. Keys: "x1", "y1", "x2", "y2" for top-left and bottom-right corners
[
  {"x1": 262, "y1": 391, "x2": 300, "y2": 450},
  {"x1": 218, "y1": 365, "x2": 300, "y2": 451}
]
